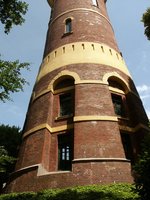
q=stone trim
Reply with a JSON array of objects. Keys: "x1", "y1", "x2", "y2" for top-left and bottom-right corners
[
  {"x1": 74, "y1": 115, "x2": 118, "y2": 122},
  {"x1": 73, "y1": 158, "x2": 130, "y2": 163},
  {"x1": 37, "y1": 42, "x2": 130, "y2": 81},
  {"x1": 50, "y1": 8, "x2": 112, "y2": 31},
  {"x1": 23, "y1": 120, "x2": 149, "y2": 138}
]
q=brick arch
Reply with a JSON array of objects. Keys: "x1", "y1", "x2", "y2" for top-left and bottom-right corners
[
  {"x1": 48, "y1": 70, "x2": 81, "y2": 92},
  {"x1": 102, "y1": 72, "x2": 130, "y2": 93}
]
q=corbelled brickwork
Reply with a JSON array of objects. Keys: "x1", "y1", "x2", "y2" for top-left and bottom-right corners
[{"x1": 6, "y1": 0, "x2": 149, "y2": 193}]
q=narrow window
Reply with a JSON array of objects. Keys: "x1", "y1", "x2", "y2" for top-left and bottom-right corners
[
  {"x1": 109, "y1": 49, "x2": 112, "y2": 55},
  {"x1": 65, "y1": 18, "x2": 72, "y2": 33},
  {"x1": 58, "y1": 134, "x2": 73, "y2": 171},
  {"x1": 92, "y1": 0, "x2": 98, "y2": 7},
  {"x1": 101, "y1": 46, "x2": 104, "y2": 53},
  {"x1": 72, "y1": 45, "x2": 75, "y2": 51},
  {"x1": 59, "y1": 93, "x2": 73, "y2": 117},
  {"x1": 121, "y1": 132, "x2": 133, "y2": 161},
  {"x1": 111, "y1": 94, "x2": 125, "y2": 117}
]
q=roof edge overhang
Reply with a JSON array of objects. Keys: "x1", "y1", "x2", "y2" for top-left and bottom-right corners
[{"x1": 47, "y1": 0, "x2": 54, "y2": 7}]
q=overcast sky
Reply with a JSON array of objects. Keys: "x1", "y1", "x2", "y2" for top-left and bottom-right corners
[{"x1": 0, "y1": 0, "x2": 150, "y2": 129}]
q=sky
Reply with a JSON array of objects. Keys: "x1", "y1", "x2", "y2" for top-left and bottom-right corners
[{"x1": 0, "y1": 0, "x2": 150, "y2": 129}]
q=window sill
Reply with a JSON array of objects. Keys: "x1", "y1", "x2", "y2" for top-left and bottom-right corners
[
  {"x1": 92, "y1": 4, "x2": 99, "y2": 8},
  {"x1": 55, "y1": 114, "x2": 73, "y2": 121},
  {"x1": 117, "y1": 116, "x2": 129, "y2": 121},
  {"x1": 62, "y1": 31, "x2": 73, "y2": 38}
]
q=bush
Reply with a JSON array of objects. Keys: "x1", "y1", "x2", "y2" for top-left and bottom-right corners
[
  {"x1": 134, "y1": 134, "x2": 150, "y2": 200},
  {"x1": 0, "y1": 184, "x2": 139, "y2": 200},
  {"x1": 0, "y1": 192, "x2": 36, "y2": 200}
]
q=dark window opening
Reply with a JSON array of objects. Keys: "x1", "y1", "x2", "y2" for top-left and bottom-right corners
[
  {"x1": 54, "y1": 78, "x2": 74, "y2": 90},
  {"x1": 59, "y1": 93, "x2": 73, "y2": 117},
  {"x1": 111, "y1": 94, "x2": 125, "y2": 117},
  {"x1": 58, "y1": 133, "x2": 73, "y2": 171},
  {"x1": 65, "y1": 18, "x2": 72, "y2": 33},
  {"x1": 121, "y1": 132, "x2": 133, "y2": 161}
]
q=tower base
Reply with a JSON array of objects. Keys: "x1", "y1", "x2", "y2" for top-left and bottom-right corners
[{"x1": 6, "y1": 160, "x2": 133, "y2": 193}]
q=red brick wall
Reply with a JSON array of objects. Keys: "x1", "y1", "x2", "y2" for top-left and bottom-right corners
[
  {"x1": 44, "y1": 0, "x2": 119, "y2": 57},
  {"x1": 5, "y1": 0, "x2": 149, "y2": 193}
]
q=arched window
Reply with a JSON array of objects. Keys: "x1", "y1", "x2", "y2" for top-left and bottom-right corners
[
  {"x1": 65, "y1": 18, "x2": 72, "y2": 33},
  {"x1": 53, "y1": 77, "x2": 75, "y2": 171},
  {"x1": 54, "y1": 77, "x2": 75, "y2": 118}
]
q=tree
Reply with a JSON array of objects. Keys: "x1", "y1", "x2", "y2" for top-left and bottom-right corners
[
  {"x1": 0, "y1": 58, "x2": 30, "y2": 102},
  {"x1": 0, "y1": 0, "x2": 29, "y2": 102},
  {"x1": 0, "y1": 146, "x2": 15, "y2": 192},
  {"x1": 134, "y1": 133, "x2": 150, "y2": 200},
  {"x1": 142, "y1": 8, "x2": 150, "y2": 40},
  {"x1": 0, "y1": 0, "x2": 28, "y2": 34},
  {"x1": 0, "y1": 124, "x2": 22, "y2": 192}
]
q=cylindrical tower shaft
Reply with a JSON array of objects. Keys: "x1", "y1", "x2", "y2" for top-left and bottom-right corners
[{"x1": 6, "y1": 0, "x2": 149, "y2": 193}]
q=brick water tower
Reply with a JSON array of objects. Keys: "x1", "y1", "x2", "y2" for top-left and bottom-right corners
[{"x1": 7, "y1": 0, "x2": 149, "y2": 192}]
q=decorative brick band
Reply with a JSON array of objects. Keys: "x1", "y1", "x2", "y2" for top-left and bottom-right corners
[
  {"x1": 74, "y1": 115, "x2": 118, "y2": 122},
  {"x1": 23, "y1": 120, "x2": 150, "y2": 139},
  {"x1": 23, "y1": 123, "x2": 74, "y2": 138},
  {"x1": 50, "y1": 8, "x2": 113, "y2": 31},
  {"x1": 73, "y1": 158, "x2": 130, "y2": 163},
  {"x1": 37, "y1": 42, "x2": 130, "y2": 81}
]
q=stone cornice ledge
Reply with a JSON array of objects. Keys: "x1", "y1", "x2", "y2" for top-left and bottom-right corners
[
  {"x1": 23, "y1": 121, "x2": 150, "y2": 138},
  {"x1": 73, "y1": 158, "x2": 130, "y2": 162},
  {"x1": 74, "y1": 115, "x2": 118, "y2": 122}
]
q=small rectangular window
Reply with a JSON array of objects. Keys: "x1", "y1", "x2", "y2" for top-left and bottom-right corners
[
  {"x1": 65, "y1": 18, "x2": 72, "y2": 33},
  {"x1": 111, "y1": 94, "x2": 125, "y2": 117},
  {"x1": 59, "y1": 93, "x2": 73, "y2": 117},
  {"x1": 92, "y1": 0, "x2": 98, "y2": 7}
]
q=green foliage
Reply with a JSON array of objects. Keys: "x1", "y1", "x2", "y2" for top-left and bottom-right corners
[
  {"x1": 0, "y1": 124, "x2": 22, "y2": 192},
  {"x1": 0, "y1": 184, "x2": 139, "y2": 200},
  {"x1": 0, "y1": 146, "x2": 16, "y2": 193},
  {"x1": 142, "y1": 8, "x2": 150, "y2": 40},
  {"x1": 0, "y1": 124, "x2": 22, "y2": 157},
  {"x1": 134, "y1": 134, "x2": 150, "y2": 200},
  {"x1": 0, "y1": 0, "x2": 28, "y2": 34},
  {"x1": 0, "y1": 192, "x2": 36, "y2": 200},
  {"x1": 0, "y1": 146, "x2": 15, "y2": 173},
  {"x1": 0, "y1": 1, "x2": 30, "y2": 102},
  {"x1": 0, "y1": 56, "x2": 30, "y2": 102}
]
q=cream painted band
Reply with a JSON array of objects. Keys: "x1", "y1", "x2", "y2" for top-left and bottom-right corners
[
  {"x1": 50, "y1": 8, "x2": 113, "y2": 31},
  {"x1": 37, "y1": 42, "x2": 131, "y2": 82},
  {"x1": 23, "y1": 123, "x2": 74, "y2": 138},
  {"x1": 23, "y1": 117, "x2": 149, "y2": 138},
  {"x1": 74, "y1": 115, "x2": 118, "y2": 122},
  {"x1": 33, "y1": 80, "x2": 106, "y2": 101},
  {"x1": 73, "y1": 158, "x2": 130, "y2": 162},
  {"x1": 109, "y1": 86, "x2": 125, "y2": 95},
  {"x1": 33, "y1": 73, "x2": 139, "y2": 103}
]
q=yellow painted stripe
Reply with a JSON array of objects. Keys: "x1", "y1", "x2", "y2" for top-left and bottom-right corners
[
  {"x1": 37, "y1": 42, "x2": 131, "y2": 81},
  {"x1": 74, "y1": 115, "x2": 118, "y2": 122}
]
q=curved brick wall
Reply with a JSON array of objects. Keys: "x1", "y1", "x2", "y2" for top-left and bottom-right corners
[{"x1": 6, "y1": 0, "x2": 149, "y2": 193}]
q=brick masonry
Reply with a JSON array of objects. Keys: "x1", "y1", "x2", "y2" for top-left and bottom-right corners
[{"x1": 5, "y1": 0, "x2": 149, "y2": 193}]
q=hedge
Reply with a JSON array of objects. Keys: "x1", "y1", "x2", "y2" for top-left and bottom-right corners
[{"x1": 0, "y1": 184, "x2": 140, "y2": 200}]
